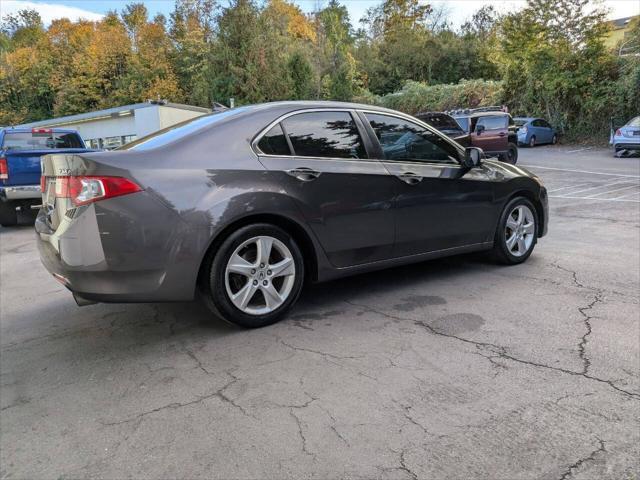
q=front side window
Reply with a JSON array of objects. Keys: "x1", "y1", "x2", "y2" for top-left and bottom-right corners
[
  {"x1": 454, "y1": 117, "x2": 470, "y2": 132},
  {"x1": 282, "y1": 111, "x2": 366, "y2": 159},
  {"x1": 257, "y1": 124, "x2": 291, "y2": 156},
  {"x1": 366, "y1": 113, "x2": 459, "y2": 164},
  {"x1": 477, "y1": 116, "x2": 507, "y2": 130}
]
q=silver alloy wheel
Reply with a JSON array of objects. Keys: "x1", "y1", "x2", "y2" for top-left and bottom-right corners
[
  {"x1": 225, "y1": 235, "x2": 296, "y2": 315},
  {"x1": 504, "y1": 205, "x2": 535, "y2": 257}
]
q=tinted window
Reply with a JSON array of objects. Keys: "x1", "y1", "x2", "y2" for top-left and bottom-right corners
[
  {"x1": 2, "y1": 132, "x2": 83, "y2": 150},
  {"x1": 419, "y1": 113, "x2": 461, "y2": 131},
  {"x1": 539, "y1": 120, "x2": 551, "y2": 128},
  {"x1": 257, "y1": 124, "x2": 291, "y2": 155},
  {"x1": 122, "y1": 107, "x2": 249, "y2": 151},
  {"x1": 477, "y1": 116, "x2": 507, "y2": 130},
  {"x1": 514, "y1": 119, "x2": 528, "y2": 126},
  {"x1": 366, "y1": 113, "x2": 459, "y2": 164},
  {"x1": 283, "y1": 111, "x2": 366, "y2": 159},
  {"x1": 531, "y1": 119, "x2": 543, "y2": 127}
]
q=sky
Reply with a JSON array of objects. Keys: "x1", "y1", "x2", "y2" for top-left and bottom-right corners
[{"x1": 1, "y1": 0, "x2": 638, "y2": 29}]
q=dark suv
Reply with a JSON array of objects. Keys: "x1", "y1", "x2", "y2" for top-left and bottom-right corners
[{"x1": 451, "y1": 111, "x2": 518, "y2": 164}]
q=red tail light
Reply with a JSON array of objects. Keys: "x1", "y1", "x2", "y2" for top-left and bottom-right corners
[
  {"x1": 40, "y1": 175, "x2": 46, "y2": 191},
  {"x1": 615, "y1": 129, "x2": 621, "y2": 136},
  {"x1": 0, "y1": 158, "x2": 7, "y2": 180},
  {"x1": 54, "y1": 176, "x2": 142, "y2": 206},
  {"x1": 32, "y1": 128, "x2": 52, "y2": 134}
]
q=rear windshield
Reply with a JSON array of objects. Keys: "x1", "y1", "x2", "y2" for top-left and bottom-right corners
[
  {"x1": 421, "y1": 114, "x2": 461, "y2": 130},
  {"x1": 121, "y1": 107, "x2": 249, "y2": 151},
  {"x1": 628, "y1": 116, "x2": 640, "y2": 127},
  {"x1": 2, "y1": 132, "x2": 84, "y2": 150}
]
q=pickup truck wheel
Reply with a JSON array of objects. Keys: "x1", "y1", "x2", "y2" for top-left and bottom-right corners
[{"x1": 0, "y1": 202, "x2": 18, "y2": 227}]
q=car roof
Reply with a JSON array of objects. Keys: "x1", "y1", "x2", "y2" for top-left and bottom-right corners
[
  {"x1": 452, "y1": 111, "x2": 509, "y2": 119},
  {"x1": 237, "y1": 100, "x2": 407, "y2": 116}
]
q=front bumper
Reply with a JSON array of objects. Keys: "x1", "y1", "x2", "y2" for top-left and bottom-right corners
[{"x1": 0, "y1": 185, "x2": 40, "y2": 201}]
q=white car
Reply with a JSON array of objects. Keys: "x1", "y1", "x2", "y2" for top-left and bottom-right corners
[{"x1": 611, "y1": 116, "x2": 640, "y2": 156}]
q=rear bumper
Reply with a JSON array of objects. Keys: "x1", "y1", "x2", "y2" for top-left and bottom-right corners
[
  {"x1": 35, "y1": 193, "x2": 203, "y2": 303},
  {"x1": 0, "y1": 185, "x2": 40, "y2": 201},
  {"x1": 613, "y1": 141, "x2": 640, "y2": 151}
]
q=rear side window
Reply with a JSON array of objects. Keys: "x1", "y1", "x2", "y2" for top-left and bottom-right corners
[
  {"x1": 1, "y1": 132, "x2": 83, "y2": 150},
  {"x1": 257, "y1": 124, "x2": 291, "y2": 156},
  {"x1": 366, "y1": 113, "x2": 459, "y2": 164},
  {"x1": 477, "y1": 116, "x2": 507, "y2": 130},
  {"x1": 282, "y1": 111, "x2": 367, "y2": 159}
]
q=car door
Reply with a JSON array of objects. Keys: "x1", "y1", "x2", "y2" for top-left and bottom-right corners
[
  {"x1": 361, "y1": 112, "x2": 496, "y2": 257},
  {"x1": 255, "y1": 110, "x2": 396, "y2": 268},
  {"x1": 538, "y1": 119, "x2": 554, "y2": 143},
  {"x1": 473, "y1": 115, "x2": 508, "y2": 155}
]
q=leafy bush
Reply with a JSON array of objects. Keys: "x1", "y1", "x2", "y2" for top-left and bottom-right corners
[{"x1": 355, "y1": 79, "x2": 503, "y2": 114}]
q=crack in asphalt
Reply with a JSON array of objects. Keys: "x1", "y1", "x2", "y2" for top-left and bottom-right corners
[
  {"x1": 345, "y1": 301, "x2": 640, "y2": 400},
  {"x1": 279, "y1": 339, "x2": 364, "y2": 361},
  {"x1": 100, "y1": 370, "x2": 253, "y2": 427},
  {"x1": 576, "y1": 293, "x2": 603, "y2": 375},
  {"x1": 558, "y1": 438, "x2": 606, "y2": 480},
  {"x1": 289, "y1": 408, "x2": 317, "y2": 461}
]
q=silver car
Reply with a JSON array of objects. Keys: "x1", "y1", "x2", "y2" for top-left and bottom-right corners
[{"x1": 611, "y1": 116, "x2": 640, "y2": 156}]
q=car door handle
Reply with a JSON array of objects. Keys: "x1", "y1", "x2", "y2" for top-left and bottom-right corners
[
  {"x1": 286, "y1": 167, "x2": 321, "y2": 182},
  {"x1": 397, "y1": 172, "x2": 423, "y2": 185},
  {"x1": 498, "y1": 132, "x2": 506, "y2": 137}
]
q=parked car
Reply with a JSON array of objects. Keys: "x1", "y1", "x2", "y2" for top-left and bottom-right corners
[
  {"x1": 36, "y1": 101, "x2": 548, "y2": 328},
  {"x1": 451, "y1": 111, "x2": 518, "y2": 164},
  {"x1": 414, "y1": 111, "x2": 470, "y2": 146},
  {"x1": 0, "y1": 127, "x2": 93, "y2": 226},
  {"x1": 611, "y1": 116, "x2": 640, "y2": 156},
  {"x1": 514, "y1": 117, "x2": 558, "y2": 147}
]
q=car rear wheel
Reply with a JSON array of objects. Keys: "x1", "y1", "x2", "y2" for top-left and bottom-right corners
[
  {"x1": 501, "y1": 143, "x2": 518, "y2": 164},
  {"x1": 529, "y1": 136, "x2": 536, "y2": 148},
  {"x1": 491, "y1": 197, "x2": 538, "y2": 265},
  {"x1": 204, "y1": 223, "x2": 304, "y2": 328}
]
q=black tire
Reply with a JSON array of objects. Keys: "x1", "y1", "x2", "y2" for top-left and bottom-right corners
[
  {"x1": 551, "y1": 134, "x2": 558, "y2": 145},
  {"x1": 491, "y1": 196, "x2": 538, "y2": 265},
  {"x1": 204, "y1": 223, "x2": 304, "y2": 328},
  {"x1": 501, "y1": 143, "x2": 518, "y2": 164},
  {"x1": 0, "y1": 202, "x2": 18, "y2": 227},
  {"x1": 529, "y1": 136, "x2": 536, "y2": 148}
]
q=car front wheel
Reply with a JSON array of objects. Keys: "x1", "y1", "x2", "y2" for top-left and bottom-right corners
[
  {"x1": 529, "y1": 136, "x2": 536, "y2": 148},
  {"x1": 492, "y1": 197, "x2": 538, "y2": 265},
  {"x1": 204, "y1": 223, "x2": 304, "y2": 328}
]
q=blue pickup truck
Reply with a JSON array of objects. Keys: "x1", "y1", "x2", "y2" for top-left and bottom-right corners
[{"x1": 0, "y1": 127, "x2": 93, "y2": 226}]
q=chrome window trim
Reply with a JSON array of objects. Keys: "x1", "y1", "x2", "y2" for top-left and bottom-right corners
[
  {"x1": 359, "y1": 109, "x2": 463, "y2": 167},
  {"x1": 251, "y1": 108, "x2": 368, "y2": 160}
]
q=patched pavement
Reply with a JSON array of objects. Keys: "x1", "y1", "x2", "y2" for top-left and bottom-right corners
[{"x1": 1, "y1": 146, "x2": 638, "y2": 479}]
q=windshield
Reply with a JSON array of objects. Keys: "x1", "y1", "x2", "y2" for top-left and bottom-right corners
[
  {"x1": 514, "y1": 119, "x2": 528, "y2": 126},
  {"x1": 454, "y1": 117, "x2": 469, "y2": 132},
  {"x1": 2, "y1": 131, "x2": 84, "y2": 150},
  {"x1": 120, "y1": 107, "x2": 249, "y2": 151}
]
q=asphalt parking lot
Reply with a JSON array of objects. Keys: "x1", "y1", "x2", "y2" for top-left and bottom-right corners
[{"x1": 1, "y1": 145, "x2": 638, "y2": 479}]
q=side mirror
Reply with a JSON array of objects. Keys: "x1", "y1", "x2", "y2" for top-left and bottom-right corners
[
  {"x1": 464, "y1": 147, "x2": 483, "y2": 168},
  {"x1": 475, "y1": 124, "x2": 485, "y2": 135}
]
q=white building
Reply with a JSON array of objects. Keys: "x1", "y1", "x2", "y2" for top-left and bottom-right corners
[{"x1": 16, "y1": 101, "x2": 211, "y2": 149}]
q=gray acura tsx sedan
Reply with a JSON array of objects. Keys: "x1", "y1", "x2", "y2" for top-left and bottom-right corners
[{"x1": 36, "y1": 101, "x2": 548, "y2": 328}]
